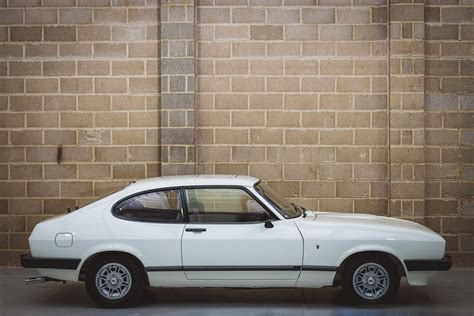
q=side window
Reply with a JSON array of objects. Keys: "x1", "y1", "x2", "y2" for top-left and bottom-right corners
[
  {"x1": 185, "y1": 188, "x2": 270, "y2": 223},
  {"x1": 114, "y1": 190, "x2": 182, "y2": 223}
]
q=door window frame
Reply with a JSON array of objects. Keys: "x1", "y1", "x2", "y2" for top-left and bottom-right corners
[{"x1": 181, "y1": 185, "x2": 279, "y2": 224}]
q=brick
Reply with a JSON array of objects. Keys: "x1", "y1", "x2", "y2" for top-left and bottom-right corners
[
  {"x1": 0, "y1": 113, "x2": 24, "y2": 128},
  {"x1": 60, "y1": 8, "x2": 92, "y2": 24},
  {"x1": 232, "y1": 111, "x2": 265, "y2": 127},
  {"x1": 267, "y1": 8, "x2": 300, "y2": 23},
  {"x1": 10, "y1": 27, "x2": 42, "y2": 42},
  {"x1": 198, "y1": 7, "x2": 230, "y2": 23},
  {"x1": 215, "y1": 129, "x2": 248, "y2": 144},
  {"x1": 44, "y1": 165, "x2": 76, "y2": 179},
  {"x1": 285, "y1": 25, "x2": 318, "y2": 41},
  {"x1": 250, "y1": 94, "x2": 283, "y2": 109},
  {"x1": 95, "y1": 147, "x2": 127, "y2": 162},
  {"x1": 232, "y1": 77, "x2": 265, "y2": 92},
  {"x1": 27, "y1": 113, "x2": 59, "y2": 127},
  {"x1": 426, "y1": 25, "x2": 459, "y2": 40},
  {"x1": 60, "y1": 112, "x2": 93, "y2": 128},
  {"x1": 78, "y1": 26, "x2": 110, "y2": 41},
  {"x1": 60, "y1": 44, "x2": 92, "y2": 58},
  {"x1": 267, "y1": 77, "x2": 300, "y2": 92},
  {"x1": 128, "y1": 9, "x2": 158, "y2": 23},
  {"x1": 44, "y1": 95, "x2": 76, "y2": 111},
  {"x1": 283, "y1": 94, "x2": 316, "y2": 110},
  {"x1": 215, "y1": 95, "x2": 248, "y2": 110},
  {"x1": 232, "y1": 8, "x2": 265, "y2": 23},
  {"x1": 112, "y1": 26, "x2": 146, "y2": 41},
  {"x1": 286, "y1": 129, "x2": 318, "y2": 145},
  {"x1": 95, "y1": 112, "x2": 127, "y2": 127},
  {"x1": 112, "y1": 96, "x2": 145, "y2": 111},
  {"x1": 94, "y1": 43, "x2": 126, "y2": 58},
  {"x1": 43, "y1": 61, "x2": 76, "y2": 77},
  {"x1": 302, "y1": 42, "x2": 335, "y2": 57},
  {"x1": 337, "y1": 8, "x2": 370, "y2": 24},
  {"x1": 442, "y1": 7, "x2": 473, "y2": 23},
  {"x1": 320, "y1": 25, "x2": 352, "y2": 40},
  {"x1": 130, "y1": 78, "x2": 159, "y2": 93},
  {"x1": 95, "y1": 78, "x2": 127, "y2": 94},
  {"x1": 93, "y1": 8, "x2": 127, "y2": 23},
  {"x1": 232, "y1": 42, "x2": 265, "y2": 57},
  {"x1": 61, "y1": 182, "x2": 93, "y2": 197},
  {"x1": 336, "y1": 182, "x2": 369, "y2": 198},
  {"x1": 44, "y1": 130, "x2": 76, "y2": 145},
  {"x1": 390, "y1": 5, "x2": 424, "y2": 21},
  {"x1": 215, "y1": 25, "x2": 248, "y2": 40},
  {"x1": 198, "y1": 146, "x2": 231, "y2": 163},
  {"x1": 267, "y1": 42, "x2": 301, "y2": 57},
  {"x1": 26, "y1": 79, "x2": 58, "y2": 93},
  {"x1": 354, "y1": 25, "x2": 387, "y2": 40},
  {"x1": 320, "y1": 130, "x2": 352, "y2": 145},
  {"x1": 9, "y1": 61, "x2": 41, "y2": 77},
  {"x1": 284, "y1": 164, "x2": 318, "y2": 180},
  {"x1": 60, "y1": 78, "x2": 93, "y2": 94},
  {"x1": 113, "y1": 164, "x2": 146, "y2": 179},
  {"x1": 320, "y1": 94, "x2": 352, "y2": 110},
  {"x1": 78, "y1": 61, "x2": 109, "y2": 76},
  {"x1": 0, "y1": 10, "x2": 23, "y2": 25},
  {"x1": 250, "y1": 25, "x2": 283, "y2": 40},
  {"x1": 10, "y1": 199, "x2": 42, "y2": 215},
  {"x1": 250, "y1": 129, "x2": 283, "y2": 144},
  {"x1": 27, "y1": 182, "x2": 59, "y2": 197},
  {"x1": 43, "y1": 0, "x2": 75, "y2": 6},
  {"x1": 161, "y1": 23, "x2": 193, "y2": 40},
  {"x1": 336, "y1": 147, "x2": 369, "y2": 163},
  {"x1": 10, "y1": 165, "x2": 42, "y2": 180},
  {"x1": 302, "y1": 8, "x2": 335, "y2": 23},
  {"x1": 301, "y1": 78, "x2": 335, "y2": 92},
  {"x1": 44, "y1": 26, "x2": 77, "y2": 42},
  {"x1": 111, "y1": 60, "x2": 144, "y2": 75},
  {"x1": 320, "y1": 60, "x2": 352, "y2": 76},
  {"x1": 129, "y1": 147, "x2": 159, "y2": 162},
  {"x1": 267, "y1": 111, "x2": 299, "y2": 127}
]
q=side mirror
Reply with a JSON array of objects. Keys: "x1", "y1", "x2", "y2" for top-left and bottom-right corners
[
  {"x1": 260, "y1": 212, "x2": 273, "y2": 228},
  {"x1": 264, "y1": 220, "x2": 274, "y2": 229}
]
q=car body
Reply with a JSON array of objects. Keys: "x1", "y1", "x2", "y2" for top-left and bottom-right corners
[{"x1": 21, "y1": 175, "x2": 452, "y2": 307}]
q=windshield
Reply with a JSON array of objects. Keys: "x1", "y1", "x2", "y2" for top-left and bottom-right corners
[{"x1": 255, "y1": 183, "x2": 301, "y2": 219}]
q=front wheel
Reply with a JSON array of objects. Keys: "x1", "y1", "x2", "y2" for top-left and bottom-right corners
[
  {"x1": 341, "y1": 255, "x2": 400, "y2": 304},
  {"x1": 85, "y1": 255, "x2": 145, "y2": 308}
]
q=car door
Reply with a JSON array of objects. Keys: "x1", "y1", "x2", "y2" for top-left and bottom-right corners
[{"x1": 181, "y1": 186, "x2": 303, "y2": 284}]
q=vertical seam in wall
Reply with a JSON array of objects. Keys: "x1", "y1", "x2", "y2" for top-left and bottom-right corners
[
  {"x1": 387, "y1": 0, "x2": 392, "y2": 217},
  {"x1": 193, "y1": 0, "x2": 198, "y2": 175},
  {"x1": 158, "y1": 1, "x2": 162, "y2": 177}
]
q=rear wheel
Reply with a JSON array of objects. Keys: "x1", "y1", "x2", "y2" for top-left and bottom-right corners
[
  {"x1": 85, "y1": 255, "x2": 145, "y2": 308},
  {"x1": 341, "y1": 254, "x2": 400, "y2": 304}
]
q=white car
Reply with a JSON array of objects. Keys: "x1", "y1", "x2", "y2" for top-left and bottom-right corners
[{"x1": 21, "y1": 175, "x2": 451, "y2": 308}]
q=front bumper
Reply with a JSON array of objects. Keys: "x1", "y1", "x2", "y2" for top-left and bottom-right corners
[
  {"x1": 20, "y1": 253, "x2": 81, "y2": 270},
  {"x1": 404, "y1": 255, "x2": 452, "y2": 272}
]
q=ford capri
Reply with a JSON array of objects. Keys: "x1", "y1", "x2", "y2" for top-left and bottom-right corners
[{"x1": 21, "y1": 175, "x2": 451, "y2": 308}]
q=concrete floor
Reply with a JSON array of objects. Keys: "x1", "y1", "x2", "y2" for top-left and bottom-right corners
[{"x1": 0, "y1": 268, "x2": 473, "y2": 316}]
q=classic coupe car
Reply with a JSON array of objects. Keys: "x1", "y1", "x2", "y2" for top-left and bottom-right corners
[{"x1": 21, "y1": 175, "x2": 451, "y2": 308}]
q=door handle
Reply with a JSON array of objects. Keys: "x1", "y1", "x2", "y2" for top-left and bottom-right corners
[{"x1": 185, "y1": 228, "x2": 206, "y2": 233}]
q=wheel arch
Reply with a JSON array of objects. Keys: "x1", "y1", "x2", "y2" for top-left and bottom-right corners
[
  {"x1": 78, "y1": 250, "x2": 150, "y2": 286},
  {"x1": 332, "y1": 250, "x2": 406, "y2": 287}
]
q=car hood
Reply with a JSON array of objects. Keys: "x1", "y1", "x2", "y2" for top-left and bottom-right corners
[{"x1": 295, "y1": 211, "x2": 441, "y2": 240}]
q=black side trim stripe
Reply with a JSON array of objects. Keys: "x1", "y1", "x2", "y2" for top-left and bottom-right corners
[
  {"x1": 302, "y1": 265, "x2": 338, "y2": 272},
  {"x1": 146, "y1": 265, "x2": 338, "y2": 272},
  {"x1": 20, "y1": 254, "x2": 81, "y2": 270}
]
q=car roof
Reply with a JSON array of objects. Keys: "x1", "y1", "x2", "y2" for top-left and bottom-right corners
[{"x1": 128, "y1": 174, "x2": 260, "y2": 191}]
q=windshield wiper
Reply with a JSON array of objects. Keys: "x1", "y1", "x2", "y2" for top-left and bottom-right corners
[{"x1": 291, "y1": 203, "x2": 307, "y2": 218}]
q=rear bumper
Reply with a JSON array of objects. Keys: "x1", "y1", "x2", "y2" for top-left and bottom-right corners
[
  {"x1": 20, "y1": 253, "x2": 81, "y2": 270},
  {"x1": 404, "y1": 255, "x2": 452, "y2": 272}
]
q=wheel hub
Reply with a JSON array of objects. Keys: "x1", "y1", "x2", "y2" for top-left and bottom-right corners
[
  {"x1": 95, "y1": 263, "x2": 132, "y2": 300},
  {"x1": 352, "y1": 262, "x2": 390, "y2": 300}
]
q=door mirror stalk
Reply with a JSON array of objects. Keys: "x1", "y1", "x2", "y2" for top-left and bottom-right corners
[{"x1": 264, "y1": 220, "x2": 274, "y2": 229}]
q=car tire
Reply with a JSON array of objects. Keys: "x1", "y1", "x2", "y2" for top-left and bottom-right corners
[
  {"x1": 341, "y1": 254, "x2": 400, "y2": 305},
  {"x1": 85, "y1": 255, "x2": 145, "y2": 308}
]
